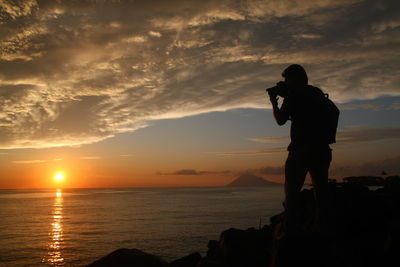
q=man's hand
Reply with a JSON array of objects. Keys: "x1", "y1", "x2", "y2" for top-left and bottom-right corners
[
  {"x1": 268, "y1": 92, "x2": 288, "y2": 126},
  {"x1": 269, "y1": 94, "x2": 279, "y2": 108}
]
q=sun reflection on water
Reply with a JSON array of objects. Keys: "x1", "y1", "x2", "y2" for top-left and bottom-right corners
[{"x1": 43, "y1": 189, "x2": 65, "y2": 265}]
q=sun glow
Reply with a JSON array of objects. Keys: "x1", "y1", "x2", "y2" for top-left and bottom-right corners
[{"x1": 55, "y1": 172, "x2": 64, "y2": 182}]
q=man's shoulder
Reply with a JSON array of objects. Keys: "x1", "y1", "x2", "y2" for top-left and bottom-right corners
[{"x1": 306, "y1": 85, "x2": 325, "y2": 96}]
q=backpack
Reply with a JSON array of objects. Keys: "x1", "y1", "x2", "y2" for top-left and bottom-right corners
[
  {"x1": 319, "y1": 92, "x2": 340, "y2": 144},
  {"x1": 285, "y1": 86, "x2": 340, "y2": 146}
]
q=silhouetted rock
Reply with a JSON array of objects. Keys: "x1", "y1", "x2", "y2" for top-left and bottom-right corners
[
  {"x1": 226, "y1": 174, "x2": 279, "y2": 187},
  {"x1": 384, "y1": 175, "x2": 400, "y2": 194},
  {"x1": 87, "y1": 248, "x2": 167, "y2": 267},
  {"x1": 269, "y1": 182, "x2": 400, "y2": 267},
  {"x1": 169, "y1": 252, "x2": 201, "y2": 267},
  {"x1": 221, "y1": 227, "x2": 272, "y2": 267},
  {"x1": 343, "y1": 175, "x2": 384, "y2": 186},
  {"x1": 206, "y1": 240, "x2": 222, "y2": 260}
]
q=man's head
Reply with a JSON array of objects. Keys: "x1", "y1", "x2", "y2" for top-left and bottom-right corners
[{"x1": 282, "y1": 64, "x2": 308, "y2": 88}]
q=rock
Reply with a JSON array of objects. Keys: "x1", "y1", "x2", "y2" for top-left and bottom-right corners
[
  {"x1": 169, "y1": 252, "x2": 201, "y2": 267},
  {"x1": 87, "y1": 248, "x2": 167, "y2": 267},
  {"x1": 384, "y1": 175, "x2": 400, "y2": 194},
  {"x1": 206, "y1": 240, "x2": 222, "y2": 260},
  {"x1": 269, "y1": 182, "x2": 400, "y2": 267},
  {"x1": 343, "y1": 176, "x2": 384, "y2": 186},
  {"x1": 218, "y1": 227, "x2": 272, "y2": 267},
  {"x1": 271, "y1": 233, "x2": 331, "y2": 267}
]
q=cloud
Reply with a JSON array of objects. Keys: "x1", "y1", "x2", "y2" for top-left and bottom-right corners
[
  {"x1": 80, "y1": 156, "x2": 100, "y2": 160},
  {"x1": 221, "y1": 127, "x2": 400, "y2": 158},
  {"x1": 249, "y1": 127, "x2": 400, "y2": 146},
  {"x1": 390, "y1": 102, "x2": 400, "y2": 110},
  {"x1": 294, "y1": 33, "x2": 321, "y2": 40},
  {"x1": 338, "y1": 102, "x2": 382, "y2": 111},
  {"x1": 0, "y1": 0, "x2": 399, "y2": 148},
  {"x1": 241, "y1": 156, "x2": 400, "y2": 178},
  {"x1": 214, "y1": 147, "x2": 286, "y2": 156},
  {"x1": 243, "y1": 0, "x2": 359, "y2": 18},
  {"x1": 248, "y1": 136, "x2": 290, "y2": 144},
  {"x1": 10, "y1": 157, "x2": 65, "y2": 163},
  {"x1": 336, "y1": 127, "x2": 400, "y2": 143},
  {"x1": 331, "y1": 155, "x2": 400, "y2": 177},
  {"x1": 12, "y1": 159, "x2": 48, "y2": 164},
  {"x1": 0, "y1": 0, "x2": 37, "y2": 21},
  {"x1": 158, "y1": 169, "x2": 230, "y2": 175}
]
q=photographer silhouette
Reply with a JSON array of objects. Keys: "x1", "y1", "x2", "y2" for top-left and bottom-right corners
[{"x1": 268, "y1": 64, "x2": 339, "y2": 235}]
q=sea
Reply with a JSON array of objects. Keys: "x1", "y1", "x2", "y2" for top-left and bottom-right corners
[{"x1": 0, "y1": 186, "x2": 284, "y2": 266}]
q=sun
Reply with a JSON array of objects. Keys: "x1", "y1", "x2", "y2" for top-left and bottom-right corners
[{"x1": 55, "y1": 172, "x2": 65, "y2": 182}]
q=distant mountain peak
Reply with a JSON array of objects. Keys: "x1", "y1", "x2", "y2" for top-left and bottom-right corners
[{"x1": 226, "y1": 173, "x2": 279, "y2": 187}]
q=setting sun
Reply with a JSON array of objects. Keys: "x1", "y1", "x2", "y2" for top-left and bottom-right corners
[{"x1": 55, "y1": 173, "x2": 65, "y2": 182}]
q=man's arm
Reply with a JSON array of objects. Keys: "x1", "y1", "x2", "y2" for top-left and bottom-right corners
[{"x1": 270, "y1": 95, "x2": 289, "y2": 126}]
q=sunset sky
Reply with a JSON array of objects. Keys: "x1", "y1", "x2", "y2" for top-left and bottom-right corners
[{"x1": 0, "y1": 0, "x2": 399, "y2": 189}]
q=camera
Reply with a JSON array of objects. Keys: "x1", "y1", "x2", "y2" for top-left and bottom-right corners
[{"x1": 266, "y1": 81, "x2": 288, "y2": 97}]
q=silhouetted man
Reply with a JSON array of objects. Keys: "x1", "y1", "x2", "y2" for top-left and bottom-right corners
[{"x1": 267, "y1": 64, "x2": 338, "y2": 235}]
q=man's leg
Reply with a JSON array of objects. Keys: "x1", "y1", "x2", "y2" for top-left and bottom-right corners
[
  {"x1": 284, "y1": 151, "x2": 309, "y2": 235},
  {"x1": 309, "y1": 149, "x2": 332, "y2": 231}
]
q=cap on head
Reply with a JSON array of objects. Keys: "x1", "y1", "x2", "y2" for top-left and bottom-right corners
[{"x1": 282, "y1": 64, "x2": 308, "y2": 85}]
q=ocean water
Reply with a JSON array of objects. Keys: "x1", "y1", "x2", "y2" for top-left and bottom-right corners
[{"x1": 0, "y1": 186, "x2": 284, "y2": 266}]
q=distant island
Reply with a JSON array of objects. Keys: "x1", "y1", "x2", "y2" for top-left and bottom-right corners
[{"x1": 226, "y1": 174, "x2": 280, "y2": 187}]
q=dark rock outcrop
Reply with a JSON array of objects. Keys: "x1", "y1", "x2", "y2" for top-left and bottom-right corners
[
  {"x1": 343, "y1": 175, "x2": 384, "y2": 186},
  {"x1": 87, "y1": 248, "x2": 167, "y2": 267},
  {"x1": 169, "y1": 252, "x2": 201, "y2": 267},
  {"x1": 199, "y1": 181, "x2": 400, "y2": 267}
]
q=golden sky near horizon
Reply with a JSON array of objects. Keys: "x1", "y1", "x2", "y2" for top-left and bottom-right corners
[{"x1": 0, "y1": 0, "x2": 399, "y2": 188}]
